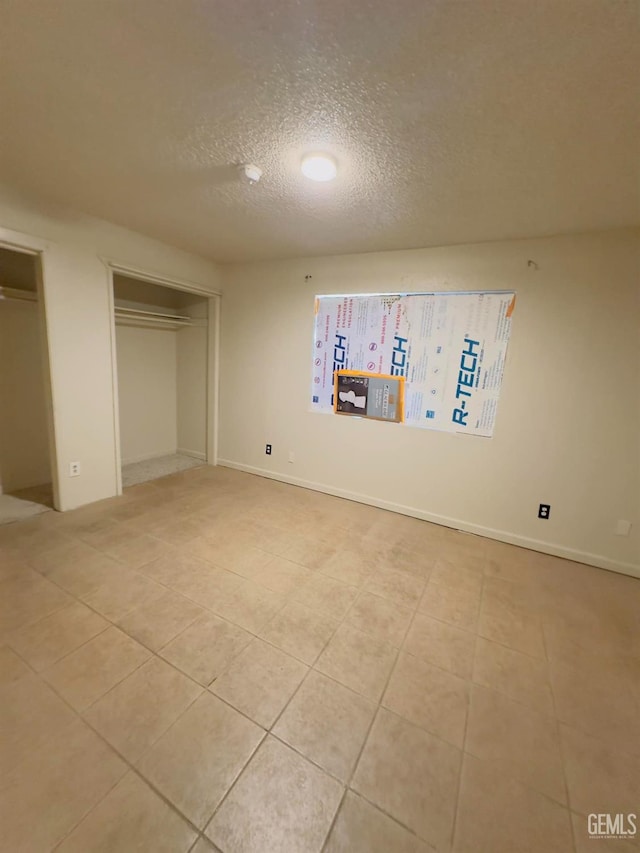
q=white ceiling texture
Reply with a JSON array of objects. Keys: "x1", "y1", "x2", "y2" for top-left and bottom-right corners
[{"x1": 0, "y1": 0, "x2": 637, "y2": 262}]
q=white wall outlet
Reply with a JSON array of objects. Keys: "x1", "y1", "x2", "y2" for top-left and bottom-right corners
[
  {"x1": 288, "y1": 451, "x2": 295, "y2": 464},
  {"x1": 615, "y1": 519, "x2": 632, "y2": 536},
  {"x1": 68, "y1": 461, "x2": 81, "y2": 477}
]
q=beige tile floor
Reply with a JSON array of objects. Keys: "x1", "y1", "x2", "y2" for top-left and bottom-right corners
[{"x1": 0, "y1": 465, "x2": 638, "y2": 852}]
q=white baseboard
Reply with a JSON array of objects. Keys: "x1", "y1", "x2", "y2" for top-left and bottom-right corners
[
  {"x1": 177, "y1": 448, "x2": 207, "y2": 461},
  {"x1": 218, "y1": 458, "x2": 640, "y2": 580}
]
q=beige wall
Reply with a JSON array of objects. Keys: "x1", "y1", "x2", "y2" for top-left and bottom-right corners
[
  {"x1": 0, "y1": 299, "x2": 51, "y2": 492},
  {"x1": 115, "y1": 321, "x2": 207, "y2": 466},
  {"x1": 0, "y1": 186, "x2": 220, "y2": 510},
  {"x1": 115, "y1": 325, "x2": 178, "y2": 464},
  {"x1": 1, "y1": 183, "x2": 637, "y2": 576},
  {"x1": 218, "y1": 230, "x2": 640, "y2": 576},
  {"x1": 177, "y1": 324, "x2": 207, "y2": 458}
]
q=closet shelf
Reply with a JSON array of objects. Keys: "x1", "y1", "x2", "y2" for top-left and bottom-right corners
[{"x1": 114, "y1": 306, "x2": 206, "y2": 330}]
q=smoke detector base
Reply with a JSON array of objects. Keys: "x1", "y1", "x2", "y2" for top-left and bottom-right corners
[{"x1": 242, "y1": 164, "x2": 262, "y2": 184}]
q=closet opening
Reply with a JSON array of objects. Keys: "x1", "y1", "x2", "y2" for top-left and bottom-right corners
[
  {"x1": 0, "y1": 245, "x2": 56, "y2": 523},
  {"x1": 110, "y1": 270, "x2": 216, "y2": 489}
]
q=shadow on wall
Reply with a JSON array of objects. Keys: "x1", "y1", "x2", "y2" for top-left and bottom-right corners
[{"x1": 0, "y1": 247, "x2": 52, "y2": 501}]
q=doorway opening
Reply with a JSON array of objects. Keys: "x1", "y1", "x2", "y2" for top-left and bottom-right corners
[
  {"x1": 0, "y1": 245, "x2": 56, "y2": 523},
  {"x1": 109, "y1": 268, "x2": 218, "y2": 490}
]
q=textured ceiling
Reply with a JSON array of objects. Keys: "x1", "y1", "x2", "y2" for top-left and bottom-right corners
[{"x1": 0, "y1": 0, "x2": 638, "y2": 263}]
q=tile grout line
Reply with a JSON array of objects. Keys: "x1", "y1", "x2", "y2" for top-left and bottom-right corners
[
  {"x1": 317, "y1": 668, "x2": 401, "y2": 851},
  {"x1": 8, "y1": 620, "x2": 113, "y2": 677},
  {"x1": 334, "y1": 783, "x2": 438, "y2": 851},
  {"x1": 541, "y1": 613, "x2": 579, "y2": 853},
  {"x1": 196, "y1": 545, "x2": 377, "y2": 842},
  {"x1": 449, "y1": 557, "x2": 484, "y2": 853},
  {"x1": 319, "y1": 586, "x2": 437, "y2": 851},
  {"x1": 4, "y1": 470, "x2": 633, "y2": 852},
  {"x1": 47, "y1": 661, "x2": 214, "y2": 850},
  {"x1": 198, "y1": 542, "x2": 424, "y2": 847}
]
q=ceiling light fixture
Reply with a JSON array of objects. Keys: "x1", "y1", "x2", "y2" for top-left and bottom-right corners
[{"x1": 301, "y1": 153, "x2": 337, "y2": 182}]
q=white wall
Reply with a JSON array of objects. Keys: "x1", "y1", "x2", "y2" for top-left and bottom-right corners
[
  {"x1": 0, "y1": 299, "x2": 51, "y2": 492},
  {"x1": 218, "y1": 229, "x2": 640, "y2": 576},
  {"x1": 177, "y1": 324, "x2": 207, "y2": 458},
  {"x1": 0, "y1": 185, "x2": 220, "y2": 510},
  {"x1": 1, "y1": 183, "x2": 636, "y2": 575},
  {"x1": 115, "y1": 325, "x2": 177, "y2": 464}
]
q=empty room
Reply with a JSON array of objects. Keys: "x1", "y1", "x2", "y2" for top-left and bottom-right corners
[{"x1": 0, "y1": 2, "x2": 638, "y2": 852}]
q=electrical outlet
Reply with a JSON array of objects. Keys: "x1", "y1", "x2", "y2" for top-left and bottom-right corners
[
  {"x1": 615, "y1": 519, "x2": 632, "y2": 536},
  {"x1": 538, "y1": 503, "x2": 550, "y2": 519},
  {"x1": 265, "y1": 444, "x2": 272, "y2": 456},
  {"x1": 69, "y1": 461, "x2": 81, "y2": 477},
  {"x1": 288, "y1": 451, "x2": 295, "y2": 464}
]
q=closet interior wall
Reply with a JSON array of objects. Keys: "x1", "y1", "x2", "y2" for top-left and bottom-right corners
[
  {"x1": 0, "y1": 247, "x2": 53, "y2": 503},
  {"x1": 113, "y1": 274, "x2": 208, "y2": 479}
]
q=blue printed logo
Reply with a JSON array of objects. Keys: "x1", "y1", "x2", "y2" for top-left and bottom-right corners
[
  {"x1": 452, "y1": 337, "x2": 480, "y2": 426},
  {"x1": 390, "y1": 336, "x2": 409, "y2": 377}
]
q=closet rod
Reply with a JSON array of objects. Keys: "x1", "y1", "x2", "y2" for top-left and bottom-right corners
[
  {"x1": 114, "y1": 306, "x2": 193, "y2": 322},
  {"x1": 114, "y1": 306, "x2": 206, "y2": 330},
  {"x1": 0, "y1": 286, "x2": 38, "y2": 303}
]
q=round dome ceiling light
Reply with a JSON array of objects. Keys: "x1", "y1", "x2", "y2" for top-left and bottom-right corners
[{"x1": 301, "y1": 153, "x2": 338, "y2": 182}]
